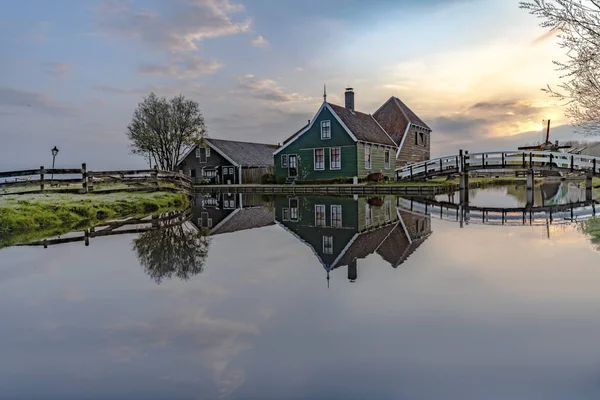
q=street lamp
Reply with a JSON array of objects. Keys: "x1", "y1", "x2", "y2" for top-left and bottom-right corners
[{"x1": 51, "y1": 146, "x2": 59, "y2": 179}]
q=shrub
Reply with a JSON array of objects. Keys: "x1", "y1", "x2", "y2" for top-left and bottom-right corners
[
  {"x1": 261, "y1": 173, "x2": 276, "y2": 184},
  {"x1": 295, "y1": 177, "x2": 354, "y2": 185},
  {"x1": 275, "y1": 176, "x2": 286, "y2": 185}
]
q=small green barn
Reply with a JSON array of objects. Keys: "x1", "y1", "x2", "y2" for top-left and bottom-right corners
[{"x1": 274, "y1": 89, "x2": 398, "y2": 183}]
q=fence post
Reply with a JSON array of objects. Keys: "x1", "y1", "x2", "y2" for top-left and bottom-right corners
[
  {"x1": 88, "y1": 170, "x2": 94, "y2": 192},
  {"x1": 529, "y1": 152, "x2": 533, "y2": 168},
  {"x1": 502, "y1": 153, "x2": 505, "y2": 167},
  {"x1": 549, "y1": 153, "x2": 553, "y2": 169},
  {"x1": 522, "y1": 153, "x2": 526, "y2": 168},
  {"x1": 40, "y1": 166, "x2": 45, "y2": 190},
  {"x1": 571, "y1": 155, "x2": 574, "y2": 172},
  {"x1": 81, "y1": 163, "x2": 88, "y2": 194},
  {"x1": 152, "y1": 167, "x2": 159, "y2": 191},
  {"x1": 594, "y1": 158, "x2": 597, "y2": 175}
]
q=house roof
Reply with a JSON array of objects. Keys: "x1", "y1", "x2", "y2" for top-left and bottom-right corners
[
  {"x1": 374, "y1": 97, "x2": 431, "y2": 140},
  {"x1": 376, "y1": 226, "x2": 430, "y2": 268},
  {"x1": 211, "y1": 206, "x2": 274, "y2": 235},
  {"x1": 283, "y1": 123, "x2": 309, "y2": 145},
  {"x1": 334, "y1": 222, "x2": 398, "y2": 268},
  {"x1": 327, "y1": 103, "x2": 397, "y2": 147},
  {"x1": 208, "y1": 138, "x2": 278, "y2": 167}
]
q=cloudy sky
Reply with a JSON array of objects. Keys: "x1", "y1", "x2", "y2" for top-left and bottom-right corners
[{"x1": 0, "y1": 0, "x2": 582, "y2": 169}]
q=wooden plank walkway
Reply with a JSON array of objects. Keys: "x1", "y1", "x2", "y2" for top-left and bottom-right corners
[{"x1": 194, "y1": 184, "x2": 458, "y2": 195}]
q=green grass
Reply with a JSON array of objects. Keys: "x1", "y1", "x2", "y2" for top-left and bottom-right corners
[{"x1": 0, "y1": 191, "x2": 189, "y2": 248}]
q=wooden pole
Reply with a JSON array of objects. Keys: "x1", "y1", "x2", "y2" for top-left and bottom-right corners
[
  {"x1": 81, "y1": 163, "x2": 88, "y2": 194},
  {"x1": 88, "y1": 171, "x2": 94, "y2": 192},
  {"x1": 40, "y1": 166, "x2": 45, "y2": 190}
]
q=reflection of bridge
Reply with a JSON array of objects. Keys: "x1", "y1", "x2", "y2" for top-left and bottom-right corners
[
  {"x1": 397, "y1": 150, "x2": 600, "y2": 181},
  {"x1": 396, "y1": 197, "x2": 600, "y2": 227}
]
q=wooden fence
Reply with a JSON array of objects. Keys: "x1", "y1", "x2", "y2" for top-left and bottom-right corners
[
  {"x1": 242, "y1": 166, "x2": 273, "y2": 184},
  {"x1": 0, "y1": 164, "x2": 193, "y2": 196}
]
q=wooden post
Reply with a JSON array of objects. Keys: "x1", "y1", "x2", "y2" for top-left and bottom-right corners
[
  {"x1": 88, "y1": 171, "x2": 94, "y2": 192},
  {"x1": 502, "y1": 153, "x2": 505, "y2": 167},
  {"x1": 81, "y1": 163, "x2": 88, "y2": 194},
  {"x1": 529, "y1": 152, "x2": 533, "y2": 167},
  {"x1": 549, "y1": 153, "x2": 554, "y2": 169},
  {"x1": 84, "y1": 229, "x2": 90, "y2": 246},
  {"x1": 464, "y1": 151, "x2": 469, "y2": 171},
  {"x1": 522, "y1": 152, "x2": 526, "y2": 168},
  {"x1": 425, "y1": 162, "x2": 428, "y2": 178},
  {"x1": 152, "y1": 167, "x2": 159, "y2": 191},
  {"x1": 40, "y1": 166, "x2": 45, "y2": 190},
  {"x1": 410, "y1": 165, "x2": 413, "y2": 180},
  {"x1": 439, "y1": 158, "x2": 443, "y2": 173},
  {"x1": 571, "y1": 155, "x2": 574, "y2": 172},
  {"x1": 458, "y1": 149, "x2": 463, "y2": 173},
  {"x1": 594, "y1": 158, "x2": 597, "y2": 175}
]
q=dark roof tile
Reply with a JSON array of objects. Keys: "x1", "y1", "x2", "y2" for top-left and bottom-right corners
[
  {"x1": 328, "y1": 103, "x2": 397, "y2": 147},
  {"x1": 208, "y1": 138, "x2": 278, "y2": 167}
]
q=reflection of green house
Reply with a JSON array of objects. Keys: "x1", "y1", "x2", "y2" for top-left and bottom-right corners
[{"x1": 275, "y1": 195, "x2": 431, "y2": 284}]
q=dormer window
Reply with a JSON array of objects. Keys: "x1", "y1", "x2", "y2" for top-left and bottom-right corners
[{"x1": 321, "y1": 120, "x2": 331, "y2": 139}]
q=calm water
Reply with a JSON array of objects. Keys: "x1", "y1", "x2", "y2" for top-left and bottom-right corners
[{"x1": 2, "y1": 185, "x2": 600, "y2": 399}]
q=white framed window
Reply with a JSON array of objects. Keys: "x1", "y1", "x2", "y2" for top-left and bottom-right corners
[
  {"x1": 364, "y1": 144, "x2": 372, "y2": 169},
  {"x1": 384, "y1": 200, "x2": 391, "y2": 222},
  {"x1": 314, "y1": 148, "x2": 325, "y2": 170},
  {"x1": 204, "y1": 170, "x2": 217, "y2": 178},
  {"x1": 289, "y1": 198, "x2": 298, "y2": 221},
  {"x1": 331, "y1": 205, "x2": 342, "y2": 228},
  {"x1": 365, "y1": 203, "x2": 372, "y2": 227},
  {"x1": 323, "y1": 236, "x2": 334, "y2": 255},
  {"x1": 199, "y1": 212, "x2": 213, "y2": 228},
  {"x1": 206, "y1": 147, "x2": 211, "y2": 157},
  {"x1": 384, "y1": 149, "x2": 390, "y2": 169},
  {"x1": 281, "y1": 155, "x2": 288, "y2": 168},
  {"x1": 315, "y1": 204, "x2": 326, "y2": 227},
  {"x1": 282, "y1": 208, "x2": 289, "y2": 221},
  {"x1": 197, "y1": 147, "x2": 207, "y2": 163},
  {"x1": 330, "y1": 147, "x2": 341, "y2": 170},
  {"x1": 321, "y1": 120, "x2": 331, "y2": 139}
]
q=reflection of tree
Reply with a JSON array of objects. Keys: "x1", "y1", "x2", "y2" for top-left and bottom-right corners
[
  {"x1": 580, "y1": 218, "x2": 600, "y2": 251},
  {"x1": 133, "y1": 224, "x2": 211, "y2": 284}
]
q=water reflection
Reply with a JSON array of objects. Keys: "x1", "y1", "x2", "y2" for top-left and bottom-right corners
[
  {"x1": 133, "y1": 222, "x2": 210, "y2": 284},
  {"x1": 274, "y1": 195, "x2": 432, "y2": 284}
]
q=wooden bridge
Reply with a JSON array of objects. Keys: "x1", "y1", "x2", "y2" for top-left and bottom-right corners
[
  {"x1": 396, "y1": 150, "x2": 600, "y2": 181},
  {"x1": 396, "y1": 197, "x2": 600, "y2": 227}
]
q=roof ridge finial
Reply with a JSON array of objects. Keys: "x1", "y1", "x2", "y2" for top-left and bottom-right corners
[{"x1": 323, "y1": 83, "x2": 327, "y2": 103}]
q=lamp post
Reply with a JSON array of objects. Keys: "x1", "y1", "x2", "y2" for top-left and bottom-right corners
[{"x1": 51, "y1": 146, "x2": 59, "y2": 179}]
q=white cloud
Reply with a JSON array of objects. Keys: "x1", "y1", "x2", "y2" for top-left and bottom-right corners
[
  {"x1": 251, "y1": 35, "x2": 268, "y2": 47},
  {"x1": 139, "y1": 53, "x2": 223, "y2": 78},
  {"x1": 95, "y1": 0, "x2": 252, "y2": 51},
  {"x1": 0, "y1": 86, "x2": 80, "y2": 116},
  {"x1": 235, "y1": 74, "x2": 307, "y2": 103}
]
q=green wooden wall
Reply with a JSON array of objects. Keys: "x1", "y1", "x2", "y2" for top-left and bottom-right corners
[
  {"x1": 274, "y1": 195, "x2": 359, "y2": 267},
  {"x1": 356, "y1": 142, "x2": 396, "y2": 180},
  {"x1": 357, "y1": 196, "x2": 398, "y2": 231},
  {"x1": 274, "y1": 106, "x2": 358, "y2": 180}
]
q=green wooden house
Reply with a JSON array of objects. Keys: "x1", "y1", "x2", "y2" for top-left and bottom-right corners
[
  {"x1": 273, "y1": 88, "x2": 398, "y2": 183},
  {"x1": 274, "y1": 195, "x2": 431, "y2": 285}
]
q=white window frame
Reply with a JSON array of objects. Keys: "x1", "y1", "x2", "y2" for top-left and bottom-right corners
[
  {"x1": 331, "y1": 205, "x2": 342, "y2": 228},
  {"x1": 199, "y1": 212, "x2": 213, "y2": 229},
  {"x1": 330, "y1": 147, "x2": 341, "y2": 170},
  {"x1": 281, "y1": 154, "x2": 288, "y2": 168},
  {"x1": 323, "y1": 236, "x2": 334, "y2": 255},
  {"x1": 206, "y1": 147, "x2": 211, "y2": 157},
  {"x1": 364, "y1": 144, "x2": 372, "y2": 170},
  {"x1": 289, "y1": 198, "x2": 298, "y2": 221},
  {"x1": 315, "y1": 204, "x2": 326, "y2": 227},
  {"x1": 314, "y1": 148, "x2": 325, "y2": 170},
  {"x1": 195, "y1": 148, "x2": 201, "y2": 158},
  {"x1": 321, "y1": 120, "x2": 331, "y2": 140},
  {"x1": 282, "y1": 208, "x2": 289, "y2": 221}
]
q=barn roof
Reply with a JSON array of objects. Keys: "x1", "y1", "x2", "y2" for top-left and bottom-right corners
[
  {"x1": 210, "y1": 206, "x2": 274, "y2": 235},
  {"x1": 328, "y1": 103, "x2": 397, "y2": 147},
  {"x1": 208, "y1": 138, "x2": 278, "y2": 167}
]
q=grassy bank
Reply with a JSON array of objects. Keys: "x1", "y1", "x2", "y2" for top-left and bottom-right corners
[{"x1": 0, "y1": 191, "x2": 188, "y2": 248}]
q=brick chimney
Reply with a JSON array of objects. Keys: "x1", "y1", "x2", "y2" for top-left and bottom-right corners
[{"x1": 345, "y1": 87, "x2": 354, "y2": 111}]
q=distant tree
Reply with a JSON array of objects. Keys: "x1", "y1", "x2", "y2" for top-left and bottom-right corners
[
  {"x1": 127, "y1": 93, "x2": 207, "y2": 171},
  {"x1": 520, "y1": 0, "x2": 600, "y2": 135},
  {"x1": 133, "y1": 219, "x2": 211, "y2": 284}
]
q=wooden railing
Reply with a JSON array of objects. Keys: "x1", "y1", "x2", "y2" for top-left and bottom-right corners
[
  {"x1": 397, "y1": 150, "x2": 600, "y2": 180},
  {"x1": 0, "y1": 164, "x2": 193, "y2": 196}
]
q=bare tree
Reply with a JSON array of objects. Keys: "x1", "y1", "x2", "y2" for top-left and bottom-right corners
[
  {"x1": 520, "y1": 0, "x2": 600, "y2": 135},
  {"x1": 127, "y1": 93, "x2": 207, "y2": 171}
]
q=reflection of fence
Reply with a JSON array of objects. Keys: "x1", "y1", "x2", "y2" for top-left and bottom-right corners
[
  {"x1": 17, "y1": 209, "x2": 193, "y2": 248},
  {"x1": 0, "y1": 164, "x2": 193, "y2": 196},
  {"x1": 397, "y1": 196, "x2": 600, "y2": 226}
]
